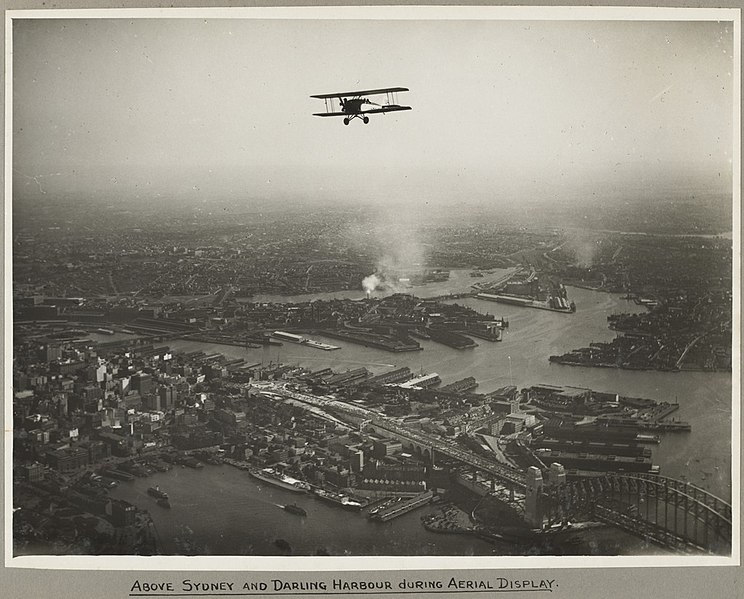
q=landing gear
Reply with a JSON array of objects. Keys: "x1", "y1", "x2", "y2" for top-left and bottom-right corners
[{"x1": 341, "y1": 114, "x2": 371, "y2": 126}]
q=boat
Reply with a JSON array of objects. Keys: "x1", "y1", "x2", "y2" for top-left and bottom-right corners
[
  {"x1": 283, "y1": 503, "x2": 307, "y2": 516},
  {"x1": 248, "y1": 468, "x2": 310, "y2": 494},
  {"x1": 157, "y1": 497, "x2": 171, "y2": 509},
  {"x1": 147, "y1": 486, "x2": 168, "y2": 500},
  {"x1": 314, "y1": 488, "x2": 364, "y2": 511}
]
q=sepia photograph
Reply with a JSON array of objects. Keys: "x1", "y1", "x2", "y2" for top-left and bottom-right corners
[{"x1": 6, "y1": 4, "x2": 738, "y2": 579}]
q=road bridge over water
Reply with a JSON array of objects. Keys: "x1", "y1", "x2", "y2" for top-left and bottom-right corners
[{"x1": 541, "y1": 471, "x2": 732, "y2": 554}]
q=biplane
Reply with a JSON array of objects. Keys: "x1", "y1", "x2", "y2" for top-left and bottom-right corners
[{"x1": 311, "y1": 87, "x2": 411, "y2": 125}]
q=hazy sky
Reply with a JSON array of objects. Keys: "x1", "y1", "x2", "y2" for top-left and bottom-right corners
[{"x1": 12, "y1": 16, "x2": 735, "y2": 209}]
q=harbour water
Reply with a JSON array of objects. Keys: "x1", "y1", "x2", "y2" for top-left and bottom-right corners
[
  {"x1": 108, "y1": 462, "x2": 662, "y2": 556},
  {"x1": 112, "y1": 283, "x2": 732, "y2": 556},
  {"x1": 111, "y1": 465, "x2": 496, "y2": 556},
  {"x1": 167, "y1": 286, "x2": 732, "y2": 503}
]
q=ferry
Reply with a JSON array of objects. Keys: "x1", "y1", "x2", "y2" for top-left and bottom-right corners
[{"x1": 147, "y1": 486, "x2": 168, "y2": 500}]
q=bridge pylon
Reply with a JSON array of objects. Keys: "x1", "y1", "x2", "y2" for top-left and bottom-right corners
[{"x1": 525, "y1": 466, "x2": 544, "y2": 528}]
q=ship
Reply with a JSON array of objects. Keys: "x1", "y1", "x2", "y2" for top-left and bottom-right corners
[
  {"x1": 157, "y1": 497, "x2": 171, "y2": 509},
  {"x1": 283, "y1": 503, "x2": 307, "y2": 516},
  {"x1": 248, "y1": 468, "x2": 310, "y2": 494},
  {"x1": 147, "y1": 486, "x2": 168, "y2": 500},
  {"x1": 314, "y1": 488, "x2": 364, "y2": 511}
]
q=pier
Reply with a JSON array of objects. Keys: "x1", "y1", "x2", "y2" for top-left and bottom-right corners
[{"x1": 370, "y1": 491, "x2": 434, "y2": 522}]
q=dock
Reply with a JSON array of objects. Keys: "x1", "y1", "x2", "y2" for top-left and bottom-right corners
[
  {"x1": 370, "y1": 491, "x2": 434, "y2": 522},
  {"x1": 440, "y1": 377, "x2": 478, "y2": 394}
]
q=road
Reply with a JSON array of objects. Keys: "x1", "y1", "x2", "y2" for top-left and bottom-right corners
[{"x1": 254, "y1": 381, "x2": 527, "y2": 490}]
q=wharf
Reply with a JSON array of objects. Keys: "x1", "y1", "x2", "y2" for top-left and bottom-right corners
[
  {"x1": 650, "y1": 403, "x2": 681, "y2": 421},
  {"x1": 365, "y1": 367, "x2": 413, "y2": 386},
  {"x1": 426, "y1": 328, "x2": 478, "y2": 349},
  {"x1": 100, "y1": 468, "x2": 135, "y2": 481},
  {"x1": 370, "y1": 491, "x2": 434, "y2": 522},
  {"x1": 534, "y1": 438, "x2": 651, "y2": 458},
  {"x1": 440, "y1": 377, "x2": 478, "y2": 394},
  {"x1": 320, "y1": 329, "x2": 422, "y2": 353},
  {"x1": 181, "y1": 335, "x2": 262, "y2": 349},
  {"x1": 598, "y1": 416, "x2": 692, "y2": 432},
  {"x1": 399, "y1": 373, "x2": 441, "y2": 390},
  {"x1": 476, "y1": 293, "x2": 573, "y2": 313},
  {"x1": 462, "y1": 328, "x2": 502, "y2": 342}
]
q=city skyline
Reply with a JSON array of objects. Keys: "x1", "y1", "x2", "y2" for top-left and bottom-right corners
[{"x1": 12, "y1": 17, "x2": 734, "y2": 210}]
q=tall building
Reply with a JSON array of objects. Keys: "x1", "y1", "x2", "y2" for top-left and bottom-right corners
[
  {"x1": 158, "y1": 386, "x2": 177, "y2": 410},
  {"x1": 131, "y1": 372, "x2": 153, "y2": 396},
  {"x1": 350, "y1": 449, "x2": 364, "y2": 473}
]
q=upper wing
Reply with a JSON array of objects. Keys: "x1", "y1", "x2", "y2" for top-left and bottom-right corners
[{"x1": 310, "y1": 87, "x2": 409, "y2": 99}]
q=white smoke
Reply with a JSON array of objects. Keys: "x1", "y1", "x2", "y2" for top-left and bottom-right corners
[
  {"x1": 567, "y1": 235, "x2": 600, "y2": 268},
  {"x1": 362, "y1": 273, "x2": 382, "y2": 295},
  {"x1": 348, "y1": 205, "x2": 430, "y2": 296}
]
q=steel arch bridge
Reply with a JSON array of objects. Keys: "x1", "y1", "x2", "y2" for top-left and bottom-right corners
[{"x1": 540, "y1": 472, "x2": 732, "y2": 554}]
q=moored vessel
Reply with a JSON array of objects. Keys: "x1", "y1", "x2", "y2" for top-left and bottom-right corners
[
  {"x1": 248, "y1": 468, "x2": 310, "y2": 494},
  {"x1": 314, "y1": 488, "x2": 364, "y2": 511}
]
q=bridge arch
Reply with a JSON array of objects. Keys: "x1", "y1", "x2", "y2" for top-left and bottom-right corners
[{"x1": 542, "y1": 472, "x2": 731, "y2": 554}]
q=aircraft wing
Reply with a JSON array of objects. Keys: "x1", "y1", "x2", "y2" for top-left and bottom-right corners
[
  {"x1": 360, "y1": 105, "x2": 412, "y2": 114},
  {"x1": 310, "y1": 87, "x2": 409, "y2": 99},
  {"x1": 312, "y1": 106, "x2": 412, "y2": 117}
]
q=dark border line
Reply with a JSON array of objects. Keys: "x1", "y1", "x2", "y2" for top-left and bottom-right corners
[{"x1": 129, "y1": 590, "x2": 552, "y2": 596}]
